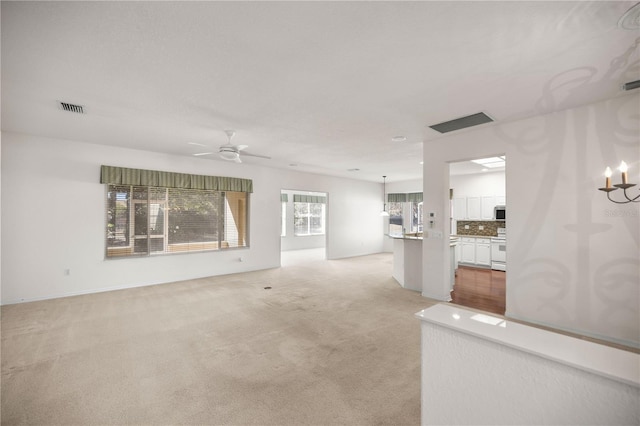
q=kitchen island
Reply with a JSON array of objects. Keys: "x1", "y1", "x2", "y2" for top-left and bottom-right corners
[
  {"x1": 391, "y1": 235, "x2": 423, "y2": 292},
  {"x1": 390, "y1": 234, "x2": 459, "y2": 294}
]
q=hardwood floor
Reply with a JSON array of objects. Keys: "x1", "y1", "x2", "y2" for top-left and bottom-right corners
[{"x1": 450, "y1": 266, "x2": 505, "y2": 315}]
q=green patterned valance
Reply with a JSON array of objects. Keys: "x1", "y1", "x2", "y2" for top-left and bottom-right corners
[
  {"x1": 387, "y1": 193, "x2": 407, "y2": 203},
  {"x1": 388, "y1": 192, "x2": 423, "y2": 202},
  {"x1": 294, "y1": 194, "x2": 326, "y2": 204},
  {"x1": 281, "y1": 193, "x2": 289, "y2": 202},
  {"x1": 407, "y1": 192, "x2": 423, "y2": 202},
  {"x1": 100, "y1": 165, "x2": 253, "y2": 193}
]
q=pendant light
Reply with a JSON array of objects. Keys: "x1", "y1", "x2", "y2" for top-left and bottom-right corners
[{"x1": 380, "y1": 175, "x2": 390, "y2": 216}]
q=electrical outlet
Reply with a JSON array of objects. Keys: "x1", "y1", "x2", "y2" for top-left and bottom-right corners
[
  {"x1": 464, "y1": 225, "x2": 470, "y2": 229},
  {"x1": 479, "y1": 225, "x2": 484, "y2": 230}
]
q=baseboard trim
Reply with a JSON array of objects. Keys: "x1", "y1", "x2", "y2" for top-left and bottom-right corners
[{"x1": 1, "y1": 281, "x2": 165, "y2": 306}]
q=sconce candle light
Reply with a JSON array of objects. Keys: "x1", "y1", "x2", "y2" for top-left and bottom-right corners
[{"x1": 598, "y1": 161, "x2": 639, "y2": 204}]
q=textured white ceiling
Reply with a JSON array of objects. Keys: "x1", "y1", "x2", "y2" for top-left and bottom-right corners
[{"x1": 2, "y1": 1, "x2": 638, "y2": 182}]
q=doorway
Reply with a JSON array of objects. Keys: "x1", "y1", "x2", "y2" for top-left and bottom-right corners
[
  {"x1": 280, "y1": 189, "x2": 328, "y2": 266},
  {"x1": 449, "y1": 156, "x2": 506, "y2": 315}
]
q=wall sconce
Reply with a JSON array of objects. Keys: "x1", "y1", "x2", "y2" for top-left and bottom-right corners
[{"x1": 598, "y1": 161, "x2": 639, "y2": 204}]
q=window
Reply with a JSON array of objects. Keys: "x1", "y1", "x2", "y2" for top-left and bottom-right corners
[
  {"x1": 106, "y1": 185, "x2": 248, "y2": 257},
  {"x1": 294, "y1": 202, "x2": 325, "y2": 236},
  {"x1": 386, "y1": 192, "x2": 423, "y2": 235},
  {"x1": 281, "y1": 201, "x2": 287, "y2": 237},
  {"x1": 280, "y1": 192, "x2": 288, "y2": 237},
  {"x1": 414, "y1": 201, "x2": 424, "y2": 232},
  {"x1": 388, "y1": 202, "x2": 403, "y2": 236}
]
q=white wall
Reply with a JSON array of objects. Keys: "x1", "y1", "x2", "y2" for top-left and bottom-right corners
[
  {"x1": 0, "y1": 132, "x2": 385, "y2": 304},
  {"x1": 449, "y1": 171, "x2": 505, "y2": 198},
  {"x1": 422, "y1": 93, "x2": 640, "y2": 348},
  {"x1": 386, "y1": 178, "x2": 423, "y2": 195}
]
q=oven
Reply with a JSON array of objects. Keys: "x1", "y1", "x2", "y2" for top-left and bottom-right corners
[{"x1": 491, "y1": 228, "x2": 506, "y2": 271}]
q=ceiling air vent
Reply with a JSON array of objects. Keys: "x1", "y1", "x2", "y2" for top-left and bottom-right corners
[
  {"x1": 58, "y1": 101, "x2": 85, "y2": 114},
  {"x1": 622, "y1": 79, "x2": 640, "y2": 91},
  {"x1": 429, "y1": 112, "x2": 494, "y2": 134}
]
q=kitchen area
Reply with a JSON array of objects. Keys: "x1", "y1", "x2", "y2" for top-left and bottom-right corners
[
  {"x1": 386, "y1": 156, "x2": 506, "y2": 315},
  {"x1": 449, "y1": 157, "x2": 506, "y2": 314}
]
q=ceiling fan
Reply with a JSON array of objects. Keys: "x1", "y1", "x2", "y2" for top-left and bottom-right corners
[{"x1": 191, "y1": 130, "x2": 271, "y2": 163}]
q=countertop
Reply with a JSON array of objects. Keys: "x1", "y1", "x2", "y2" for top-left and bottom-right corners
[
  {"x1": 452, "y1": 234, "x2": 498, "y2": 239},
  {"x1": 389, "y1": 235, "x2": 459, "y2": 247},
  {"x1": 387, "y1": 234, "x2": 423, "y2": 240},
  {"x1": 415, "y1": 303, "x2": 640, "y2": 388}
]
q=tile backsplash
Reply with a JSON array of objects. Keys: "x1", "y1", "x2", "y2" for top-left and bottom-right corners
[{"x1": 456, "y1": 221, "x2": 505, "y2": 237}]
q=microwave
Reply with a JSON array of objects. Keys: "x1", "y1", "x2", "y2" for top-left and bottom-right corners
[{"x1": 494, "y1": 205, "x2": 506, "y2": 221}]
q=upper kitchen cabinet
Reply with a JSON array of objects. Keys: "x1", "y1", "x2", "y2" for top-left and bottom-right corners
[
  {"x1": 466, "y1": 197, "x2": 481, "y2": 220},
  {"x1": 452, "y1": 195, "x2": 504, "y2": 221},
  {"x1": 450, "y1": 166, "x2": 506, "y2": 221},
  {"x1": 481, "y1": 196, "x2": 495, "y2": 220},
  {"x1": 453, "y1": 197, "x2": 467, "y2": 220}
]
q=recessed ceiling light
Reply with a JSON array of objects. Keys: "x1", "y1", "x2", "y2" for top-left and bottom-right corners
[
  {"x1": 391, "y1": 136, "x2": 407, "y2": 142},
  {"x1": 347, "y1": 168, "x2": 360, "y2": 172},
  {"x1": 471, "y1": 157, "x2": 505, "y2": 168}
]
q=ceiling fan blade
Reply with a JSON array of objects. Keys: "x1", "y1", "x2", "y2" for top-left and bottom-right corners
[
  {"x1": 188, "y1": 142, "x2": 208, "y2": 147},
  {"x1": 234, "y1": 156, "x2": 242, "y2": 163},
  {"x1": 242, "y1": 152, "x2": 271, "y2": 160},
  {"x1": 237, "y1": 144, "x2": 249, "y2": 151},
  {"x1": 193, "y1": 152, "x2": 215, "y2": 156}
]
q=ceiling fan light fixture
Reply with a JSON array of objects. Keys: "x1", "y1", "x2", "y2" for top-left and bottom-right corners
[{"x1": 219, "y1": 149, "x2": 239, "y2": 161}]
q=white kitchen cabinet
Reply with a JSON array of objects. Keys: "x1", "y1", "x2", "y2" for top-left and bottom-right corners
[
  {"x1": 496, "y1": 195, "x2": 506, "y2": 206},
  {"x1": 460, "y1": 237, "x2": 476, "y2": 263},
  {"x1": 475, "y1": 238, "x2": 491, "y2": 266},
  {"x1": 466, "y1": 197, "x2": 481, "y2": 220},
  {"x1": 459, "y1": 237, "x2": 491, "y2": 267},
  {"x1": 481, "y1": 196, "x2": 495, "y2": 220},
  {"x1": 453, "y1": 195, "x2": 505, "y2": 221},
  {"x1": 453, "y1": 197, "x2": 466, "y2": 220}
]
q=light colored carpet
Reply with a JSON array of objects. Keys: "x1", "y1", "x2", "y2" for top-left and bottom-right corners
[{"x1": 1, "y1": 252, "x2": 437, "y2": 425}]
